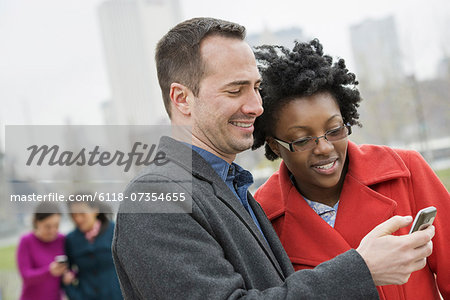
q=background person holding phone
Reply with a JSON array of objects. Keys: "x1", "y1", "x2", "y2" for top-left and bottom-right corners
[
  {"x1": 16, "y1": 202, "x2": 67, "y2": 300},
  {"x1": 63, "y1": 198, "x2": 122, "y2": 300},
  {"x1": 252, "y1": 39, "x2": 449, "y2": 299}
]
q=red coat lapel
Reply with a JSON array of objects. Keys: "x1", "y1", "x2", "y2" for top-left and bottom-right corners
[
  {"x1": 275, "y1": 162, "x2": 349, "y2": 267},
  {"x1": 334, "y1": 173, "x2": 397, "y2": 247}
]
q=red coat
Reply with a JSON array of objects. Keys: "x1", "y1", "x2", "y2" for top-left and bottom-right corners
[{"x1": 255, "y1": 141, "x2": 450, "y2": 300}]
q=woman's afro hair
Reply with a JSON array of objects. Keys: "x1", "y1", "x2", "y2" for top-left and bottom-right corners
[{"x1": 252, "y1": 39, "x2": 362, "y2": 160}]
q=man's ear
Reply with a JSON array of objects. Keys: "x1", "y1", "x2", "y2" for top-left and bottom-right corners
[
  {"x1": 169, "y1": 83, "x2": 192, "y2": 116},
  {"x1": 267, "y1": 137, "x2": 281, "y2": 157}
]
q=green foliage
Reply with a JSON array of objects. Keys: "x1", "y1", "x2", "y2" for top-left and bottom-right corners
[
  {"x1": 0, "y1": 245, "x2": 20, "y2": 300},
  {"x1": 0, "y1": 245, "x2": 17, "y2": 271},
  {"x1": 436, "y1": 168, "x2": 450, "y2": 191}
]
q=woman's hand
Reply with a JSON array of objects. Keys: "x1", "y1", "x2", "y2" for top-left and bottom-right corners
[{"x1": 49, "y1": 261, "x2": 67, "y2": 277}]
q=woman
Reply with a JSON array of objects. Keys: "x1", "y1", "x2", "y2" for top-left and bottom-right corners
[
  {"x1": 63, "y1": 198, "x2": 122, "y2": 300},
  {"x1": 252, "y1": 39, "x2": 449, "y2": 299},
  {"x1": 17, "y1": 202, "x2": 66, "y2": 300}
]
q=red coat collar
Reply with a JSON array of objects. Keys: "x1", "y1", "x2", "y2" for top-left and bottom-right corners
[{"x1": 346, "y1": 141, "x2": 410, "y2": 185}]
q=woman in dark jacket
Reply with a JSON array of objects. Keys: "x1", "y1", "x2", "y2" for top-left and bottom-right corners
[{"x1": 63, "y1": 198, "x2": 123, "y2": 300}]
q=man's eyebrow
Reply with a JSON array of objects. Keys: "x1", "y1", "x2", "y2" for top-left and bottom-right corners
[{"x1": 222, "y1": 79, "x2": 262, "y2": 88}]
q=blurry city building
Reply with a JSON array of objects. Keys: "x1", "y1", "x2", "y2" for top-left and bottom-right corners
[
  {"x1": 437, "y1": 56, "x2": 450, "y2": 79},
  {"x1": 101, "y1": 99, "x2": 116, "y2": 125},
  {"x1": 350, "y1": 16, "x2": 404, "y2": 91},
  {"x1": 246, "y1": 27, "x2": 306, "y2": 49},
  {"x1": 348, "y1": 16, "x2": 450, "y2": 170},
  {"x1": 0, "y1": 149, "x2": 9, "y2": 233},
  {"x1": 98, "y1": 0, "x2": 180, "y2": 125}
]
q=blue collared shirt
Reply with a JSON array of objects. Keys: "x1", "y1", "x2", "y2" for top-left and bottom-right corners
[
  {"x1": 290, "y1": 174, "x2": 339, "y2": 227},
  {"x1": 191, "y1": 145, "x2": 267, "y2": 239},
  {"x1": 303, "y1": 197, "x2": 339, "y2": 227}
]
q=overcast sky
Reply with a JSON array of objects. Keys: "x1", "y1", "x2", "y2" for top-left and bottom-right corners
[{"x1": 1, "y1": 0, "x2": 449, "y2": 146}]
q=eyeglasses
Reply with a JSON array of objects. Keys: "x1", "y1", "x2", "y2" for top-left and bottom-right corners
[{"x1": 273, "y1": 124, "x2": 352, "y2": 152}]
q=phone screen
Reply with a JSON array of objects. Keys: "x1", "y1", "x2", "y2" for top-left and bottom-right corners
[{"x1": 55, "y1": 255, "x2": 68, "y2": 264}]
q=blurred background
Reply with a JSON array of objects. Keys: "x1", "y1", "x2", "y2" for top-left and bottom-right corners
[{"x1": 0, "y1": 0, "x2": 449, "y2": 298}]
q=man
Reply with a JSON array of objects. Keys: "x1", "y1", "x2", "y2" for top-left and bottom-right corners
[{"x1": 112, "y1": 17, "x2": 434, "y2": 299}]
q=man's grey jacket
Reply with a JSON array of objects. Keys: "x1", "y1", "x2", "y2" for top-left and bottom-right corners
[{"x1": 112, "y1": 136, "x2": 379, "y2": 299}]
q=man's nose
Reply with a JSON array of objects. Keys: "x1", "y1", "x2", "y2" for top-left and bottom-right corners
[{"x1": 242, "y1": 89, "x2": 263, "y2": 117}]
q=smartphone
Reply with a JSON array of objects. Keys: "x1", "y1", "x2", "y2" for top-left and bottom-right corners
[
  {"x1": 409, "y1": 206, "x2": 437, "y2": 234},
  {"x1": 55, "y1": 255, "x2": 68, "y2": 264}
]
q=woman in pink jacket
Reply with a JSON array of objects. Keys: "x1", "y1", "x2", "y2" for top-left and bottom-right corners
[
  {"x1": 252, "y1": 39, "x2": 449, "y2": 300},
  {"x1": 17, "y1": 202, "x2": 67, "y2": 300}
]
